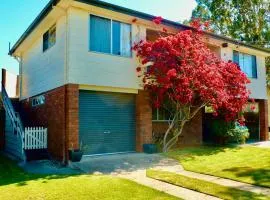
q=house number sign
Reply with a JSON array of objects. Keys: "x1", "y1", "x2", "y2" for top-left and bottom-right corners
[{"x1": 32, "y1": 95, "x2": 45, "y2": 107}]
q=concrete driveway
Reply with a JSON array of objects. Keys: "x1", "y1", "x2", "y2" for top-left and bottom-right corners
[
  {"x1": 245, "y1": 141, "x2": 270, "y2": 148},
  {"x1": 69, "y1": 153, "x2": 222, "y2": 200},
  {"x1": 69, "y1": 153, "x2": 181, "y2": 175}
]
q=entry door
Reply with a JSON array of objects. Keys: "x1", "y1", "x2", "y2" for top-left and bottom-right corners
[{"x1": 79, "y1": 91, "x2": 136, "y2": 155}]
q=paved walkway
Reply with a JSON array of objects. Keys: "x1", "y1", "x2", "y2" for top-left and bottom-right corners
[
  {"x1": 154, "y1": 164, "x2": 270, "y2": 196},
  {"x1": 70, "y1": 153, "x2": 220, "y2": 200},
  {"x1": 21, "y1": 152, "x2": 270, "y2": 199},
  {"x1": 70, "y1": 153, "x2": 270, "y2": 199},
  {"x1": 244, "y1": 141, "x2": 270, "y2": 148},
  {"x1": 118, "y1": 169, "x2": 220, "y2": 200}
]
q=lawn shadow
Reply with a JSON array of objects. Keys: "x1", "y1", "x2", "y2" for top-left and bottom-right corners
[
  {"x1": 217, "y1": 186, "x2": 268, "y2": 200},
  {"x1": 223, "y1": 167, "x2": 270, "y2": 188},
  {"x1": 0, "y1": 154, "x2": 81, "y2": 187},
  {"x1": 0, "y1": 171, "x2": 80, "y2": 187},
  {"x1": 166, "y1": 144, "x2": 241, "y2": 162}
]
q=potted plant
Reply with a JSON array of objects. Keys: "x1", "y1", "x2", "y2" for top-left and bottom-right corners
[
  {"x1": 143, "y1": 143, "x2": 158, "y2": 154},
  {"x1": 69, "y1": 142, "x2": 85, "y2": 162}
]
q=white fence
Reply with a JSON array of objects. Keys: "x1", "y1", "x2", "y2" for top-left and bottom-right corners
[{"x1": 23, "y1": 127, "x2": 48, "y2": 150}]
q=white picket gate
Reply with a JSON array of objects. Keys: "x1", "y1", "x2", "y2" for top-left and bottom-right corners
[{"x1": 23, "y1": 127, "x2": 48, "y2": 150}]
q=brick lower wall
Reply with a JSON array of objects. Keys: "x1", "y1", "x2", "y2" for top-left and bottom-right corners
[
  {"x1": 65, "y1": 84, "x2": 79, "y2": 154},
  {"x1": 20, "y1": 84, "x2": 79, "y2": 162},
  {"x1": 136, "y1": 90, "x2": 153, "y2": 152},
  {"x1": 153, "y1": 110, "x2": 203, "y2": 146},
  {"x1": 259, "y1": 99, "x2": 269, "y2": 141}
]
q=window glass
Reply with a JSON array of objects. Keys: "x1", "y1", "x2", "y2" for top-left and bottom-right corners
[
  {"x1": 90, "y1": 15, "x2": 111, "y2": 53},
  {"x1": 112, "y1": 21, "x2": 121, "y2": 55},
  {"x1": 90, "y1": 15, "x2": 131, "y2": 57},
  {"x1": 43, "y1": 25, "x2": 56, "y2": 52},
  {"x1": 152, "y1": 107, "x2": 171, "y2": 121},
  {"x1": 49, "y1": 26, "x2": 56, "y2": 47},
  {"x1": 233, "y1": 51, "x2": 257, "y2": 78},
  {"x1": 120, "y1": 23, "x2": 132, "y2": 57},
  {"x1": 152, "y1": 108, "x2": 158, "y2": 120},
  {"x1": 43, "y1": 32, "x2": 49, "y2": 52}
]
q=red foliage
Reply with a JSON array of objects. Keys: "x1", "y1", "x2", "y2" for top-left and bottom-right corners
[
  {"x1": 162, "y1": 28, "x2": 168, "y2": 33},
  {"x1": 133, "y1": 23, "x2": 250, "y2": 121},
  {"x1": 153, "y1": 16, "x2": 163, "y2": 25},
  {"x1": 136, "y1": 66, "x2": 142, "y2": 72}
]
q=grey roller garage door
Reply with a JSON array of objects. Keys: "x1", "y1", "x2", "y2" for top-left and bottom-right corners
[{"x1": 79, "y1": 91, "x2": 136, "y2": 155}]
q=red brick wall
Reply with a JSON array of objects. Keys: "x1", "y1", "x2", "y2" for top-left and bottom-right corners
[
  {"x1": 153, "y1": 110, "x2": 203, "y2": 146},
  {"x1": 136, "y1": 90, "x2": 152, "y2": 152},
  {"x1": 65, "y1": 84, "x2": 79, "y2": 153},
  {"x1": 259, "y1": 99, "x2": 269, "y2": 141},
  {"x1": 20, "y1": 84, "x2": 79, "y2": 162}
]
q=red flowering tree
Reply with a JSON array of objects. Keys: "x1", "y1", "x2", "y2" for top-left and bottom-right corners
[{"x1": 133, "y1": 18, "x2": 251, "y2": 152}]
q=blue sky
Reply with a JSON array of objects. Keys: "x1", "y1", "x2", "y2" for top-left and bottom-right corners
[{"x1": 0, "y1": 0, "x2": 196, "y2": 75}]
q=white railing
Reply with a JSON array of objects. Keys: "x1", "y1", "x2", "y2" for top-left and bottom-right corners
[
  {"x1": 23, "y1": 127, "x2": 48, "y2": 150},
  {"x1": 1, "y1": 84, "x2": 48, "y2": 162},
  {"x1": 1, "y1": 84, "x2": 26, "y2": 161}
]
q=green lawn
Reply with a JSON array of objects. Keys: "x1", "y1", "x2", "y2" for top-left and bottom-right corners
[
  {"x1": 165, "y1": 146, "x2": 270, "y2": 188},
  {"x1": 147, "y1": 170, "x2": 269, "y2": 200},
  {"x1": 0, "y1": 155, "x2": 179, "y2": 200}
]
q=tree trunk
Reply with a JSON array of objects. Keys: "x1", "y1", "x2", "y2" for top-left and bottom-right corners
[
  {"x1": 163, "y1": 121, "x2": 186, "y2": 152},
  {"x1": 162, "y1": 106, "x2": 203, "y2": 152}
]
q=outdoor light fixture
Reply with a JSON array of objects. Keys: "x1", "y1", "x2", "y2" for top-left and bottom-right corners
[{"x1": 222, "y1": 43, "x2": 228, "y2": 48}]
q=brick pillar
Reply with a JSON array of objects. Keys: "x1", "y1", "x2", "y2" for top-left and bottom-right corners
[
  {"x1": 136, "y1": 90, "x2": 152, "y2": 152},
  {"x1": 65, "y1": 84, "x2": 79, "y2": 160},
  {"x1": 0, "y1": 108, "x2": 5, "y2": 150},
  {"x1": 259, "y1": 100, "x2": 269, "y2": 141}
]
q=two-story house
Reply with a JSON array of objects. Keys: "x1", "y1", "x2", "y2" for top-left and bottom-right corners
[{"x1": 7, "y1": 0, "x2": 270, "y2": 161}]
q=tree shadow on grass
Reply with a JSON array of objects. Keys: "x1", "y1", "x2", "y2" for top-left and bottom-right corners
[
  {"x1": 0, "y1": 171, "x2": 79, "y2": 187},
  {"x1": 223, "y1": 167, "x2": 270, "y2": 188},
  {"x1": 217, "y1": 187, "x2": 268, "y2": 200},
  {"x1": 167, "y1": 145, "x2": 240, "y2": 162},
  {"x1": 0, "y1": 155, "x2": 80, "y2": 187}
]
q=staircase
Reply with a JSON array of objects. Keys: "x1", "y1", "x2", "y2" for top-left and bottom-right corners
[
  {"x1": 1, "y1": 84, "x2": 26, "y2": 161},
  {"x1": 1, "y1": 84, "x2": 48, "y2": 162}
]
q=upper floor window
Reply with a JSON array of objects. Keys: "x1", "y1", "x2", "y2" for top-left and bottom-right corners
[
  {"x1": 233, "y1": 51, "x2": 257, "y2": 78},
  {"x1": 90, "y1": 15, "x2": 132, "y2": 57},
  {"x1": 43, "y1": 25, "x2": 56, "y2": 52}
]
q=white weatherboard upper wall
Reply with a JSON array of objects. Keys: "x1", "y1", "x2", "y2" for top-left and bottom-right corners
[
  {"x1": 20, "y1": 16, "x2": 66, "y2": 100},
  {"x1": 67, "y1": 7, "x2": 143, "y2": 90},
  {"x1": 220, "y1": 46, "x2": 267, "y2": 99},
  {"x1": 18, "y1": 2, "x2": 268, "y2": 100}
]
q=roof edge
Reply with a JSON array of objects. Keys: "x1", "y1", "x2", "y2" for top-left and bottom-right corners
[
  {"x1": 9, "y1": 0, "x2": 60, "y2": 55},
  {"x1": 10, "y1": 0, "x2": 270, "y2": 55}
]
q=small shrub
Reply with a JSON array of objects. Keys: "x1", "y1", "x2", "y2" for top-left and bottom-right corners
[
  {"x1": 210, "y1": 120, "x2": 249, "y2": 144},
  {"x1": 228, "y1": 122, "x2": 250, "y2": 144}
]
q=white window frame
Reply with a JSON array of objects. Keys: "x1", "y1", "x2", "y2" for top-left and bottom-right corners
[{"x1": 152, "y1": 108, "x2": 172, "y2": 122}]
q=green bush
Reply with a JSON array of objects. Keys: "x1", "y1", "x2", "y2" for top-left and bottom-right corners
[
  {"x1": 228, "y1": 122, "x2": 250, "y2": 144},
  {"x1": 211, "y1": 120, "x2": 235, "y2": 137},
  {"x1": 210, "y1": 120, "x2": 249, "y2": 144}
]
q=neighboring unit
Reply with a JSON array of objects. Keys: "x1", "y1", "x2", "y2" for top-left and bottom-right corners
[{"x1": 4, "y1": 0, "x2": 270, "y2": 162}]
